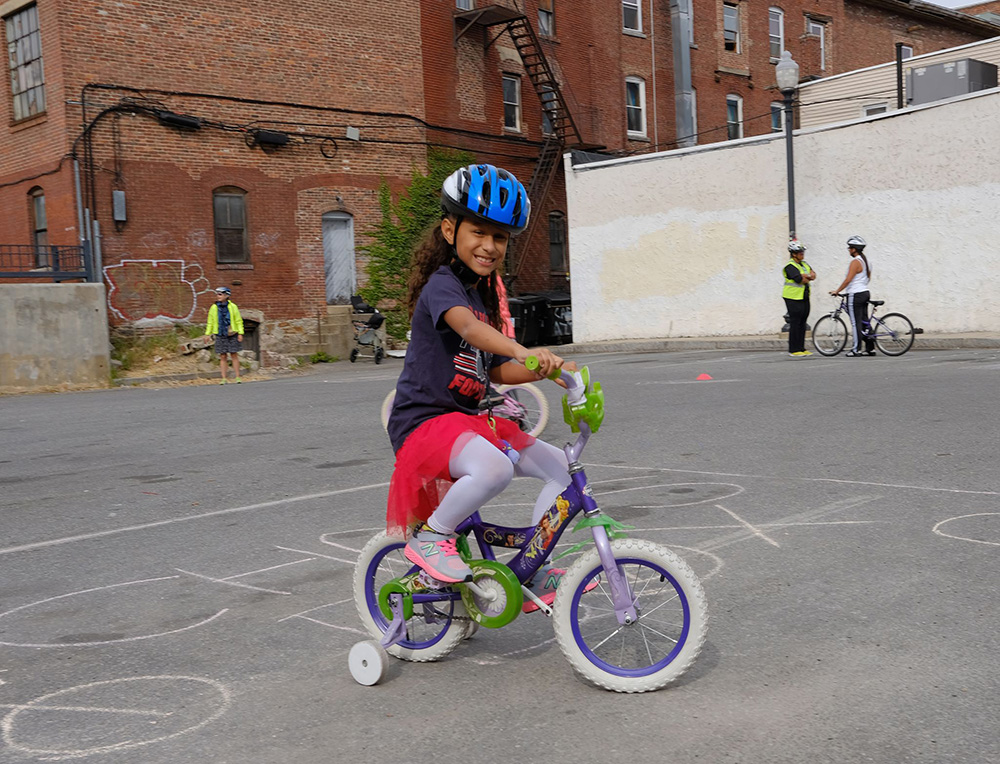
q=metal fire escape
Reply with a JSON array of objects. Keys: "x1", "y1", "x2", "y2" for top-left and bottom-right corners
[{"x1": 454, "y1": 5, "x2": 587, "y2": 282}]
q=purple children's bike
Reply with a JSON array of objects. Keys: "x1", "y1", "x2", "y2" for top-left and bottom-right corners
[{"x1": 350, "y1": 360, "x2": 708, "y2": 693}]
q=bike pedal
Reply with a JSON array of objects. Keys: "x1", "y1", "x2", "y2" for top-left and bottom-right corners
[{"x1": 416, "y1": 571, "x2": 452, "y2": 590}]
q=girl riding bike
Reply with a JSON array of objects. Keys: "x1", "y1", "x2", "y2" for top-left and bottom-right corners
[{"x1": 385, "y1": 163, "x2": 574, "y2": 608}]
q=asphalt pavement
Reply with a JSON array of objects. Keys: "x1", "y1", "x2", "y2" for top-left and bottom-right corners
[{"x1": 1, "y1": 346, "x2": 998, "y2": 764}]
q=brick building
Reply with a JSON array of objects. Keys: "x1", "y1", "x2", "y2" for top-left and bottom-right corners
[{"x1": 2, "y1": 0, "x2": 996, "y2": 359}]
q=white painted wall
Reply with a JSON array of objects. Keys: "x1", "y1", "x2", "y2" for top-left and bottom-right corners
[{"x1": 565, "y1": 88, "x2": 1000, "y2": 342}]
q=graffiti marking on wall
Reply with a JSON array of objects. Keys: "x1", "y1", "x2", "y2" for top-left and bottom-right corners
[{"x1": 103, "y1": 259, "x2": 211, "y2": 323}]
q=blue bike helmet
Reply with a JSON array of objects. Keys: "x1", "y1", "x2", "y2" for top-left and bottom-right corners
[{"x1": 441, "y1": 164, "x2": 531, "y2": 235}]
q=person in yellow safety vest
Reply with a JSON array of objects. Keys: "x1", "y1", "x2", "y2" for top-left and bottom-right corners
[
  {"x1": 204, "y1": 286, "x2": 245, "y2": 384},
  {"x1": 783, "y1": 240, "x2": 816, "y2": 357}
]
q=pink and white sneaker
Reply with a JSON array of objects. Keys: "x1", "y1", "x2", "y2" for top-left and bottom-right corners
[
  {"x1": 522, "y1": 563, "x2": 597, "y2": 613},
  {"x1": 404, "y1": 528, "x2": 473, "y2": 584}
]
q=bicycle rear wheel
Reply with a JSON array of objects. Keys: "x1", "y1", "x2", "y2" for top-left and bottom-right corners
[
  {"x1": 811, "y1": 315, "x2": 848, "y2": 356},
  {"x1": 495, "y1": 382, "x2": 549, "y2": 437},
  {"x1": 353, "y1": 531, "x2": 469, "y2": 662},
  {"x1": 872, "y1": 313, "x2": 915, "y2": 356},
  {"x1": 552, "y1": 538, "x2": 708, "y2": 693}
]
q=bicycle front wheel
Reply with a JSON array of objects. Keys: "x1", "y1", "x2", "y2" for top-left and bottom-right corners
[
  {"x1": 379, "y1": 389, "x2": 395, "y2": 432},
  {"x1": 872, "y1": 313, "x2": 915, "y2": 356},
  {"x1": 353, "y1": 532, "x2": 470, "y2": 662},
  {"x1": 811, "y1": 315, "x2": 848, "y2": 356},
  {"x1": 552, "y1": 538, "x2": 708, "y2": 693},
  {"x1": 495, "y1": 382, "x2": 549, "y2": 437}
]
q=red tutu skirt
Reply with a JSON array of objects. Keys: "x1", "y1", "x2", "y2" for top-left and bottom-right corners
[{"x1": 386, "y1": 412, "x2": 535, "y2": 537}]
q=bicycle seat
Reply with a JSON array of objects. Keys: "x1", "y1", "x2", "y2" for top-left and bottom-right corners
[{"x1": 870, "y1": 300, "x2": 884, "y2": 307}]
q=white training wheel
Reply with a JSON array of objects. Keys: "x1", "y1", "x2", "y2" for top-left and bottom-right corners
[{"x1": 349, "y1": 640, "x2": 389, "y2": 686}]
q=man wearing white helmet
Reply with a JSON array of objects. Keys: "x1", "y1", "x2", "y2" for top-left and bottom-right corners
[
  {"x1": 830, "y1": 236, "x2": 875, "y2": 357},
  {"x1": 782, "y1": 239, "x2": 816, "y2": 357}
]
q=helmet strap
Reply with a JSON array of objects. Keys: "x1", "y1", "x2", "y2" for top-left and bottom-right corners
[{"x1": 447, "y1": 216, "x2": 481, "y2": 287}]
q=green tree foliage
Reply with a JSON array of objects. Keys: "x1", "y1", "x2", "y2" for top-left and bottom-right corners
[{"x1": 360, "y1": 148, "x2": 474, "y2": 338}]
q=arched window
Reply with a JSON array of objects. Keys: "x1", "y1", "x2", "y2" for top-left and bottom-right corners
[
  {"x1": 213, "y1": 187, "x2": 249, "y2": 263},
  {"x1": 548, "y1": 211, "x2": 567, "y2": 273},
  {"x1": 726, "y1": 94, "x2": 743, "y2": 140},
  {"x1": 28, "y1": 186, "x2": 48, "y2": 267},
  {"x1": 768, "y1": 8, "x2": 784, "y2": 60},
  {"x1": 625, "y1": 76, "x2": 647, "y2": 138}
]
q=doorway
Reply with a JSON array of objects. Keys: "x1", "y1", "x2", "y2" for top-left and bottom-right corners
[{"x1": 322, "y1": 211, "x2": 355, "y2": 304}]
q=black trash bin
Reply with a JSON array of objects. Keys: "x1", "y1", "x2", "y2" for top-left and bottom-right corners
[
  {"x1": 507, "y1": 294, "x2": 547, "y2": 347},
  {"x1": 539, "y1": 292, "x2": 573, "y2": 345}
]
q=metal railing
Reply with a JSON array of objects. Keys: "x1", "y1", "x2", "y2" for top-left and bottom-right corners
[{"x1": 0, "y1": 244, "x2": 92, "y2": 281}]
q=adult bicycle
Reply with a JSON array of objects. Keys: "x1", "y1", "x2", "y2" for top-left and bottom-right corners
[
  {"x1": 350, "y1": 360, "x2": 708, "y2": 693},
  {"x1": 811, "y1": 295, "x2": 916, "y2": 357},
  {"x1": 380, "y1": 382, "x2": 549, "y2": 438}
]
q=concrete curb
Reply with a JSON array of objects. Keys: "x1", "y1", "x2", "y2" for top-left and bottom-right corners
[
  {"x1": 554, "y1": 333, "x2": 1000, "y2": 355},
  {"x1": 113, "y1": 372, "x2": 223, "y2": 386}
]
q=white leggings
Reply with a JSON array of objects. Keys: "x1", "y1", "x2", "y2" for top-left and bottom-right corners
[{"x1": 425, "y1": 436, "x2": 571, "y2": 535}]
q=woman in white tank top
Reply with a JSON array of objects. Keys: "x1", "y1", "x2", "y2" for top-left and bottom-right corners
[{"x1": 830, "y1": 235, "x2": 875, "y2": 356}]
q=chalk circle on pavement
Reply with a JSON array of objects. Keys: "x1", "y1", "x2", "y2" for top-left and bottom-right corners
[
  {"x1": 932, "y1": 513, "x2": 1000, "y2": 547},
  {"x1": 1, "y1": 675, "x2": 231, "y2": 760}
]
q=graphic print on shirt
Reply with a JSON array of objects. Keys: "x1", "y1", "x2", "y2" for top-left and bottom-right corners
[{"x1": 446, "y1": 306, "x2": 492, "y2": 405}]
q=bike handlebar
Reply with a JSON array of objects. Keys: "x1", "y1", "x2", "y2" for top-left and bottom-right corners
[{"x1": 524, "y1": 356, "x2": 586, "y2": 406}]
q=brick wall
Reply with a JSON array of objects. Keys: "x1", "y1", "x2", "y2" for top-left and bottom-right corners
[{"x1": 3, "y1": 0, "x2": 995, "y2": 332}]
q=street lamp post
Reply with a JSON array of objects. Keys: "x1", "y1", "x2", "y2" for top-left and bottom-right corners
[{"x1": 775, "y1": 50, "x2": 800, "y2": 239}]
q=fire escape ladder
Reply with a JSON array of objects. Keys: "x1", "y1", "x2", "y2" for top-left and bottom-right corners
[
  {"x1": 504, "y1": 16, "x2": 582, "y2": 148},
  {"x1": 510, "y1": 133, "x2": 564, "y2": 281}
]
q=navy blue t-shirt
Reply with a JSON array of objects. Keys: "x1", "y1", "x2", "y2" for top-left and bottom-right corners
[{"x1": 387, "y1": 266, "x2": 511, "y2": 453}]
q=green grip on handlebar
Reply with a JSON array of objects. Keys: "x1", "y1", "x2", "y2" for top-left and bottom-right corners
[{"x1": 524, "y1": 355, "x2": 561, "y2": 380}]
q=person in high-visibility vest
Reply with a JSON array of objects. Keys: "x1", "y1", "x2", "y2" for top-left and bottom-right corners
[{"x1": 782, "y1": 240, "x2": 816, "y2": 357}]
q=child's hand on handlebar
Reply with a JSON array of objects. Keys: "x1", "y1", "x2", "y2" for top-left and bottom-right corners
[{"x1": 518, "y1": 347, "x2": 564, "y2": 379}]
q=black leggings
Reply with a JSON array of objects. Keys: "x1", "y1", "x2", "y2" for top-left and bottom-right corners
[
  {"x1": 847, "y1": 291, "x2": 875, "y2": 352},
  {"x1": 784, "y1": 297, "x2": 810, "y2": 353}
]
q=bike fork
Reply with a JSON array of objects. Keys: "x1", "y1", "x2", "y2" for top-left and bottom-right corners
[{"x1": 590, "y1": 524, "x2": 638, "y2": 625}]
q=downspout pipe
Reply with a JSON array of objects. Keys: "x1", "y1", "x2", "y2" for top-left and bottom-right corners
[{"x1": 670, "y1": 0, "x2": 695, "y2": 148}]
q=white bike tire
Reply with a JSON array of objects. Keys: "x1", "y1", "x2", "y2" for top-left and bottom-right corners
[
  {"x1": 353, "y1": 531, "x2": 470, "y2": 662},
  {"x1": 495, "y1": 382, "x2": 550, "y2": 438},
  {"x1": 552, "y1": 538, "x2": 708, "y2": 693}
]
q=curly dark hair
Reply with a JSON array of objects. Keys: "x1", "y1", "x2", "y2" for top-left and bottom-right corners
[{"x1": 406, "y1": 219, "x2": 503, "y2": 331}]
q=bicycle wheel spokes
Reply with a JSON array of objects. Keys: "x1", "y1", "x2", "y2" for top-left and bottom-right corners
[
  {"x1": 502, "y1": 385, "x2": 549, "y2": 437},
  {"x1": 573, "y1": 561, "x2": 689, "y2": 674},
  {"x1": 811, "y1": 315, "x2": 848, "y2": 356},
  {"x1": 358, "y1": 536, "x2": 462, "y2": 653},
  {"x1": 873, "y1": 313, "x2": 915, "y2": 356}
]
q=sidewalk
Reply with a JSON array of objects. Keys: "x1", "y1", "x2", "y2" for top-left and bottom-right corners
[
  {"x1": 556, "y1": 331, "x2": 1000, "y2": 356},
  {"x1": 105, "y1": 332, "x2": 999, "y2": 388}
]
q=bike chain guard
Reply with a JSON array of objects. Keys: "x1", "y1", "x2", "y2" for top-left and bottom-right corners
[
  {"x1": 460, "y1": 559, "x2": 523, "y2": 628},
  {"x1": 561, "y1": 366, "x2": 605, "y2": 433}
]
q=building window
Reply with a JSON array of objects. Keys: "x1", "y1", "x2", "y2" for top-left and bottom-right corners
[
  {"x1": 541, "y1": 85, "x2": 558, "y2": 135},
  {"x1": 623, "y1": 0, "x2": 641, "y2": 32},
  {"x1": 863, "y1": 103, "x2": 888, "y2": 116},
  {"x1": 690, "y1": 88, "x2": 698, "y2": 144},
  {"x1": 456, "y1": 0, "x2": 474, "y2": 10},
  {"x1": 502, "y1": 75, "x2": 521, "y2": 131},
  {"x1": 213, "y1": 187, "x2": 249, "y2": 264},
  {"x1": 4, "y1": 3, "x2": 45, "y2": 121},
  {"x1": 726, "y1": 94, "x2": 743, "y2": 139},
  {"x1": 808, "y1": 19, "x2": 827, "y2": 70},
  {"x1": 771, "y1": 102, "x2": 785, "y2": 132},
  {"x1": 723, "y1": 3, "x2": 740, "y2": 53},
  {"x1": 29, "y1": 186, "x2": 47, "y2": 266},
  {"x1": 625, "y1": 77, "x2": 647, "y2": 137},
  {"x1": 549, "y1": 212, "x2": 567, "y2": 272},
  {"x1": 539, "y1": 0, "x2": 555, "y2": 36},
  {"x1": 900, "y1": 45, "x2": 913, "y2": 59},
  {"x1": 769, "y1": 8, "x2": 784, "y2": 60}
]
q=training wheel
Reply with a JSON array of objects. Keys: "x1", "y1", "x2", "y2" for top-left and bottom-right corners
[{"x1": 349, "y1": 640, "x2": 388, "y2": 686}]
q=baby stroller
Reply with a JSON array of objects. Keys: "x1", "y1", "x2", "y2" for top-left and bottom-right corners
[{"x1": 349, "y1": 295, "x2": 386, "y2": 364}]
